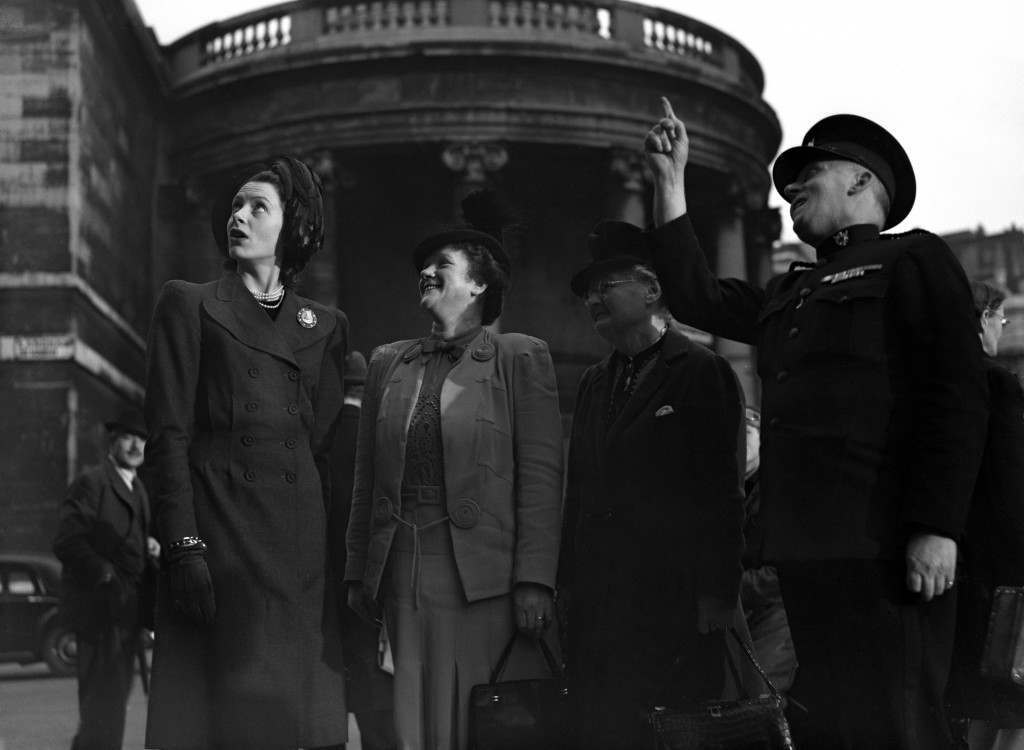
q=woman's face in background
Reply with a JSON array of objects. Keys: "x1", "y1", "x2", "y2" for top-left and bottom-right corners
[
  {"x1": 227, "y1": 181, "x2": 284, "y2": 268},
  {"x1": 418, "y1": 247, "x2": 486, "y2": 321}
]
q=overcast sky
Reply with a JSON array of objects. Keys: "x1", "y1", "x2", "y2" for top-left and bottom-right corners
[{"x1": 135, "y1": 0, "x2": 1024, "y2": 242}]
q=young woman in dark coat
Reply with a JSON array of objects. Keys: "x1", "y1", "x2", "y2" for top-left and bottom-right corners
[
  {"x1": 143, "y1": 156, "x2": 349, "y2": 750},
  {"x1": 949, "y1": 281, "x2": 1024, "y2": 749}
]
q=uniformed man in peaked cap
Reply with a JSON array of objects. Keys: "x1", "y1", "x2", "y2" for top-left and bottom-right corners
[{"x1": 641, "y1": 99, "x2": 988, "y2": 748}]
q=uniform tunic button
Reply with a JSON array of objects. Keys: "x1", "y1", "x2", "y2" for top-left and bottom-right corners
[
  {"x1": 241, "y1": 435, "x2": 256, "y2": 446},
  {"x1": 287, "y1": 403, "x2": 299, "y2": 415},
  {"x1": 287, "y1": 370, "x2": 299, "y2": 382},
  {"x1": 248, "y1": 367, "x2": 260, "y2": 378},
  {"x1": 245, "y1": 402, "x2": 258, "y2": 412},
  {"x1": 285, "y1": 438, "x2": 297, "y2": 449},
  {"x1": 284, "y1": 471, "x2": 296, "y2": 484},
  {"x1": 788, "y1": 327, "x2": 800, "y2": 339},
  {"x1": 243, "y1": 470, "x2": 256, "y2": 482},
  {"x1": 776, "y1": 371, "x2": 789, "y2": 382}
]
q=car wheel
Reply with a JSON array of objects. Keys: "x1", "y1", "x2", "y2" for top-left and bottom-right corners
[{"x1": 42, "y1": 625, "x2": 77, "y2": 677}]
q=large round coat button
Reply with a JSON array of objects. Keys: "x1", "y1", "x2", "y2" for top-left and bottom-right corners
[
  {"x1": 776, "y1": 371, "x2": 789, "y2": 383},
  {"x1": 248, "y1": 367, "x2": 260, "y2": 378},
  {"x1": 450, "y1": 499, "x2": 481, "y2": 529},
  {"x1": 243, "y1": 470, "x2": 256, "y2": 482},
  {"x1": 787, "y1": 327, "x2": 800, "y2": 339},
  {"x1": 287, "y1": 370, "x2": 299, "y2": 382},
  {"x1": 284, "y1": 471, "x2": 296, "y2": 484},
  {"x1": 373, "y1": 498, "x2": 394, "y2": 522},
  {"x1": 285, "y1": 438, "x2": 297, "y2": 449},
  {"x1": 287, "y1": 403, "x2": 299, "y2": 415},
  {"x1": 241, "y1": 435, "x2": 256, "y2": 446},
  {"x1": 245, "y1": 402, "x2": 258, "y2": 412}
]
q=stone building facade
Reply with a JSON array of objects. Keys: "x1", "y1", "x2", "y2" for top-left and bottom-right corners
[{"x1": 1, "y1": 0, "x2": 781, "y2": 553}]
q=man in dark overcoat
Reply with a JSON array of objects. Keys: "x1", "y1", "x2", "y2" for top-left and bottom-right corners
[
  {"x1": 54, "y1": 409, "x2": 159, "y2": 750},
  {"x1": 328, "y1": 350, "x2": 396, "y2": 750},
  {"x1": 560, "y1": 222, "x2": 747, "y2": 749},
  {"x1": 643, "y1": 99, "x2": 989, "y2": 748}
]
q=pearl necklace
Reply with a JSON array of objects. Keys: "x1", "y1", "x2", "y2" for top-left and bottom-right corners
[{"x1": 242, "y1": 278, "x2": 285, "y2": 309}]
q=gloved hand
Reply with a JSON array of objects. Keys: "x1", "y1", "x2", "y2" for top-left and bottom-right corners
[
  {"x1": 167, "y1": 549, "x2": 216, "y2": 625},
  {"x1": 347, "y1": 582, "x2": 380, "y2": 626}
]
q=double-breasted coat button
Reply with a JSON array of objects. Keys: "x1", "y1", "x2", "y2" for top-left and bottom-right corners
[
  {"x1": 450, "y1": 499, "x2": 481, "y2": 529},
  {"x1": 248, "y1": 367, "x2": 260, "y2": 378},
  {"x1": 799, "y1": 288, "x2": 812, "y2": 298},
  {"x1": 284, "y1": 471, "x2": 296, "y2": 484},
  {"x1": 245, "y1": 402, "x2": 258, "y2": 412},
  {"x1": 373, "y1": 498, "x2": 393, "y2": 522},
  {"x1": 769, "y1": 417, "x2": 780, "y2": 428},
  {"x1": 243, "y1": 469, "x2": 256, "y2": 482},
  {"x1": 287, "y1": 371, "x2": 299, "y2": 382},
  {"x1": 776, "y1": 371, "x2": 789, "y2": 383},
  {"x1": 287, "y1": 403, "x2": 299, "y2": 415},
  {"x1": 241, "y1": 435, "x2": 256, "y2": 446},
  {"x1": 788, "y1": 327, "x2": 800, "y2": 339},
  {"x1": 284, "y1": 438, "x2": 297, "y2": 449}
]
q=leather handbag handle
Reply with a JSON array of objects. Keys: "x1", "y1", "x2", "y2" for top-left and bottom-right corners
[
  {"x1": 654, "y1": 626, "x2": 780, "y2": 706},
  {"x1": 489, "y1": 631, "x2": 565, "y2": 686}
]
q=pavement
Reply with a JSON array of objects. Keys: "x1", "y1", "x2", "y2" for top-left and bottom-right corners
[{"x1": 0, "y1": 663, "x2": 361, "y2": 750}]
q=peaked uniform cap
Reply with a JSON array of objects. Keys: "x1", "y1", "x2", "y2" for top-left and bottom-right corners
[{"x1": 772, "y1": 114, "x2": 916, "y2": 230}]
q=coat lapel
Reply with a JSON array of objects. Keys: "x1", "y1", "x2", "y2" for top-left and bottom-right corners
[
  {"x1": 374, "y1": 347, "x2": 425, "y2": 502},
  {"x1": 275, "y1": 288, "x2": 335, "y2": 356},
  {"x1": 104, "y1": 460, "x2": 136, "y2": 516},
  {"x1": 604, "y1": 328, "x2": 691, "y2": 448},
  {"x1": 201, "y1": 274, "x2": 298, "y2": 367}
]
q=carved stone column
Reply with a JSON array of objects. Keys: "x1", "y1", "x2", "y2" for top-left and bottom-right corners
[
  {"x1": 441, "y1": 142, "x2": 508, "y2": 216},
  {"x1": 605, "y1": 148, "x2": 647, "y2": 227},
  {"x1": 715, "y1": 196, "x2": 758, "y2": 405}
]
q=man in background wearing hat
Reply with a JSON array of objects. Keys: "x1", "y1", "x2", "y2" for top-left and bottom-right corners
[
  {"x1": 54, "y1": 409, "x2": 160, "y2": 750},
  {"x1": 641, "y1": 98, "x2": 988, "y2": 747},
  {"x1": 560, "y1": 222, "x2": 747, "y2": 748},
  {"x1": 328, "y1": 351, "x2": 396, "y2": 750}
]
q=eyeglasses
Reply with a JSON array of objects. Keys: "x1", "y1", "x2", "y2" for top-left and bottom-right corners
[
  {"x1": 584, "y1": 278, "x2": 640, "y2": 298},
  {"x1": 984, "y1": 309, "x2": 1009, "y2": 326}
]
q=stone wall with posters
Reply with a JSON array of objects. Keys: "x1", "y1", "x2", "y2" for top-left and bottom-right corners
[{"x1": 0, "y1": 0, "x2": 163, "y2": 552}]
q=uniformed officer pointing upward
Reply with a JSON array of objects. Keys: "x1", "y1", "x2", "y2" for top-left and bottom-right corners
[{"x1": 642, "y1": 99, "x2": 988, "y2": 749}]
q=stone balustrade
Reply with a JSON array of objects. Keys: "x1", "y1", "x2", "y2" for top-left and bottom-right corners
[{"x1": 163, "y1": 0, "x2": 765, "y2": 95}]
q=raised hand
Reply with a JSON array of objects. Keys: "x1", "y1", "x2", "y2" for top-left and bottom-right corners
[{"x1": 644, "y1": 96, "x2": 689, "y2": 183}]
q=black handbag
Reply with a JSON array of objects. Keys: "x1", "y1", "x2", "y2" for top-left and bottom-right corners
[
  {"x1": 649, "y1": 628, "x2": 795, "y2": 750},
  {"x1": 468, "y1": 632, "x2": 569, "y2": 750}
]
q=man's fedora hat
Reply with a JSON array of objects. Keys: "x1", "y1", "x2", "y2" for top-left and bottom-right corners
[
  {"x1": 570, "y1": 220, "x2": 653, "y2": 297},
  {"x1": 772, "y1": 114, "x2": 916, "y2": 230},
  {"x1": 105, "y1": 407, "x2": 148, "y2": 439}
]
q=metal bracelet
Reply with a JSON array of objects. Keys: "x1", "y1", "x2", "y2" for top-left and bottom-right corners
[{"x1": 168, "y1": 536, "x2": 206, "y2": 551}]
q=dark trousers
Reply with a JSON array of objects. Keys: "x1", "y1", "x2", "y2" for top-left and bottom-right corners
[
  {"x1": 353, "y1": 708, "x2": 397, "y2": 750},
  {"x1": 777, "y1": 560, "x2": 957, "y2": 750},
  {"x1": 72, "y1": 628, "x2": 136, "y2": 750}
]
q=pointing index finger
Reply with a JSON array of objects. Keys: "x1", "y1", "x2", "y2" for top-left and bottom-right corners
[{"x1": 660, "y1": 96, "x2": 677, "y2": 121}]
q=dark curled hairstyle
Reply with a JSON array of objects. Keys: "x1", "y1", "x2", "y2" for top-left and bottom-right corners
[
  {"x1": 452, "y1": 241, "x2": 509, "y2": 326},
  {"x1": 970, "y1": 279, "x2": 1006, "y2": 329},
  {"x1": 211, "y1": 155, "x2": 325, "y2": 287}
]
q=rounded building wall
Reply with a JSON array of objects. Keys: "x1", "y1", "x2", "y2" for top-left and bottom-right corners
[{"x1": 156, "y1": 0, "x2": 781, "y2": 407}]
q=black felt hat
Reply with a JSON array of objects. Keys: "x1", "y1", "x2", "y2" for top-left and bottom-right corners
[
  {"x1": 570, "y1": 220, "x2": 652, "y2": 297},
  {"x1": 412, "y1": 190, "x2": 512, "y2": 276},
  {"x1": 105, "y1": 408, "x2": 147, "y2": 439},
  {"x1": 772, "y1": 114, "x2": 916, "y2": 229}
]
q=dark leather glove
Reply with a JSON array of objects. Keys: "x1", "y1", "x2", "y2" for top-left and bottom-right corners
[{"x1": 167, "y1": 549, "x2": 216, "y2": 625}]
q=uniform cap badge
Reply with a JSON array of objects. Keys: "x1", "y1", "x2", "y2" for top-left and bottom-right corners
[{"x1": 297, "y1": 306, "x2": 318, "y2": 329}]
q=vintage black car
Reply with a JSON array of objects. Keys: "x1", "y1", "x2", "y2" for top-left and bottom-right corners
[{"x1": 0, "y1": 554, "x2": 76, "y2": 676}]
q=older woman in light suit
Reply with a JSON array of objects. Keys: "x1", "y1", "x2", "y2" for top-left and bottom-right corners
[{"x1": 345, "y1": 192, "x2": 563, "y2": 750}]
